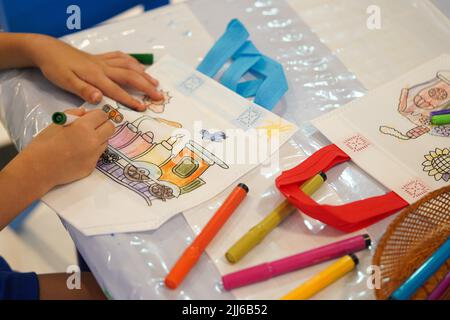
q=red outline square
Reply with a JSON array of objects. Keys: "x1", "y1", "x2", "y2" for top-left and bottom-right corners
[
  {"x1": 401, "y1": 180, "x2": 430, "y2": 199},
  {"x1": 343, "y1": 134, "x2": 371, "y2": 152}
]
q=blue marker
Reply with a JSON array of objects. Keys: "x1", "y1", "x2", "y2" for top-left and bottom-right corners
[{"x1": 389, "y1": 237, "x2": 450, "y2": 300}]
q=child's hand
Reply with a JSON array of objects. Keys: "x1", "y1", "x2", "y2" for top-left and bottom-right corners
[
  {"x1": 27, "y1": 35, "x2": 162, "y2": 111},
  {"x1": 23, "y1": 108, "x2": 115, "y2": 188},
  {"x1": 0, "y1": 107, "x2": 115, "y2": 227}
]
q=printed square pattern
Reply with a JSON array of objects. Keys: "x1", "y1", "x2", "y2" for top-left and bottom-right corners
[
  {"x1": 401, "y1": 180, "x2": 430, "y2": 200},
  {"x1": 178, "y1": 74, "x2": 204, "y2": 95},
  {"x1": 343, "y1": 134, "x2": 371, "y2": 152},
  {"x1": 233, "y1": 106, "x2": 263, "y2": 130}
]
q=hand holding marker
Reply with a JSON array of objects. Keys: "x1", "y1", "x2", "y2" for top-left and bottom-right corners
[{"x1": 52, "y1": 111, "x2": 81, "y2": 126}]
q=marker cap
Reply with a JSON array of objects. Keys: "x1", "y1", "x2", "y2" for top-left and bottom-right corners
[
  {"x1": 52, "y1": 112, "x2": 67, "y2": 125},
  {"x1": 349, "y1": 253, "x2": 359, "y2": 265},
  {"x1": 130, "y1": 53, "x2": 154, "y2": 65},
  {"x1": 238, "y1": 183, "x2": 249, "y2": 193},
  {"x1": 363, "y1": 234, "x2": 371, "y2": 248}
]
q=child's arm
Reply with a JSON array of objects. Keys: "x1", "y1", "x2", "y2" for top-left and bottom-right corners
[
  {"x1": 0, "y1": 108, "x2": 114, "y2": 230},
  {"x1": 0, "y1": 33, "x2": 162, "y2": 111}
]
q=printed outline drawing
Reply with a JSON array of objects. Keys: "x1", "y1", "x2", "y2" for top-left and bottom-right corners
[
  {"x1": 234, "y1": 106, "x2": 262, "y2": 130},
  {"x1": 178, "y1": 74, "x2": 204, "y2": 95},
  {"x1": 143, "y1": 91, "x2": 172, "y2": 113},
  {"x1": 200, "y1": 129, "x2": 227, "y2": 142},
  {"x1": 401, "y1": 180, "x2": 430, "y2": 199},
  {"x1": 379, "y1": 70, "x2": 450, "y2": 140},
  {"x1": 343, "y1": 134, "x2": 371, "y2": 152},
  {"x1": 96, "y1": 105, "x2": 229, "y2": 206},
  {"x1": 422, "y1": 147, "x2": 450, "y2": 182}
]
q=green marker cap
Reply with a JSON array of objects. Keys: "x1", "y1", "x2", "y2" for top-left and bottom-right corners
[
  {"x1": 52, "y1": 112, "x2": 67, "y2": 125},
  {"x1": 129, "y1": 53, "x2": 154, "y2": 65},
  {"x1": 431, "y1": 114, "x2": 450, "y2": 126}
]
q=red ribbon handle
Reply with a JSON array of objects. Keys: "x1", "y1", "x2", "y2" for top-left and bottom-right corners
[{"x1": 275, "y1": 144, "x2": 409, "y2": 232}]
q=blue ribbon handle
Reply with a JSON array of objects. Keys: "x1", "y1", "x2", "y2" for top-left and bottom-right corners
[{"x1": 197, "y1": 19, "x2": 288, "y2": 110}]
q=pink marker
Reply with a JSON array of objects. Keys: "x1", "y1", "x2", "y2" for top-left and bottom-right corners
[{"x1": 222, "y1": 234, "x2": 371, "y2": 291}]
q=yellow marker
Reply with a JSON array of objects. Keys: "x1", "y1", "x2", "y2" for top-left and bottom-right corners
[
  {"x1": 225, "y1": 172, "x2": 327, "y2": 263},
  {"x1": 281, "y1": 254, "x2": 358, "y2": 300}
]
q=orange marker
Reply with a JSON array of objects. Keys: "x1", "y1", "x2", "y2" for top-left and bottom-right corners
[{"x1": 165, "y1": 183, "x2": 249, "y2": 289}]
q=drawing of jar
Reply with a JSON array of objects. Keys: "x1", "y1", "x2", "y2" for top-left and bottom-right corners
[
  {"x1": 109, "y1": 116, "x2": 157, "y2": 152},
  {"x1": 403, "y1": 71, "x2": 450, "y2": 137},
  {"x1": 159, "y1": 140, "x2": 229, "y2": 194},
  {"x1": 119, "y1": 132, "x2": 154, "y2": 159},
  {"x1": 108, "y1": 122, "x2": 141, "y2": 149},
  {"x1": 380, "y1": 70, "x2": 450, "y2": 140},
  {"x1": 134, "y1": 134, "x2": 184, "y2": 167}
]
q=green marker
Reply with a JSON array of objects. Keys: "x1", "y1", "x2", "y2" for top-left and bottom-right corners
[
  {"x1": 431, "y1": 114, "x2": 450, "y2": 126},
  {"x1": 52, "y1": 112, "x2": 79, "y2": 126},
  {"x1": 129, "y1": 53, "x2": 154, "y2": 65}
]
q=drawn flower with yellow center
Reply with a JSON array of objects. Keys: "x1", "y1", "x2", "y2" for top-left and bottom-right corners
[{"x1": 422, "y1": 148, "x2": 450, "y2": 182}]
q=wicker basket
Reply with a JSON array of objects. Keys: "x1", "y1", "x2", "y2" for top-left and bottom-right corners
[{"x1": 372, "y1": 186, "x2": 450, "y2": 300}]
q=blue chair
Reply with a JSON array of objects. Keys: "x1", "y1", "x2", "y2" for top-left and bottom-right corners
[{"x1": 0, "y1": 0, "x2": 169, "y2": 37}]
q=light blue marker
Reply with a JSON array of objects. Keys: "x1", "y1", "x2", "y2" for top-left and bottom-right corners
[{"x1": 389, "y1": 237, "x2": 450, "y2": 300}]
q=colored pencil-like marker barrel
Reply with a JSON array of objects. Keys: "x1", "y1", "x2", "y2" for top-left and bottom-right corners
[
  {"x1": 431, "y1": 114, "x2": 450, "y2": 125},
  {"x1": 430, "y1": 104, "x2": 450, "y2": 116},
  {"x1": 225, "y1": 173, "x2": 326, "y2": 264},
  {"x1": 389, "y1": 237, "x2": 450, "y2": 300},
  {"x1": 222, "y1": 234, "x2": 370, "y2": 290},
  {"x1": 129, "y1": 53, "x2": 154, "y2": 65},
  {"x1": 52, "y1": 112, "x2": 79, "y2": 126},
  {"x1": 427, "y1": 272, "x2": 450, "y2": 300},
  {"x1": 281, "y1": 254, "x2": 359, "y2": 300},
  {"x1": 165, "y1": 183, "x2": 249, "y2": 289}
]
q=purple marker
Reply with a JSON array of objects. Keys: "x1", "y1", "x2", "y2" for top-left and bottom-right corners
[
  {"x1": 427, "y1": 272, "x2": 450, "y2": 300},
  {"x1": 222, "y1": 234, "x2": 371, "y2": 291},
  {"x1": 430, "y1": 107, "x2": 450, "y2": 117}
]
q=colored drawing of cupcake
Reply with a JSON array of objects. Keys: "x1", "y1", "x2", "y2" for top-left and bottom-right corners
[{"x1": 422, "y1": 148, "x2": 450, "y2": 182}]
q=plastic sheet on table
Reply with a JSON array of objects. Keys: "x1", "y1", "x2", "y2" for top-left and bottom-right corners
[{"x1": 1, "y1": 0, "x2": 449, "y2": 299}]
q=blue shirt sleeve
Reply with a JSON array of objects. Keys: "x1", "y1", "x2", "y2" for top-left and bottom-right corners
[{"x1": 0, "y1": 257, "x2": 39, "y2": 300}]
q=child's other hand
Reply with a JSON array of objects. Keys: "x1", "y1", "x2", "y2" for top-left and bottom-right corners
[
  {"x1": 28, "y1": 35, "x2": 162, "y2": 111},
  {"x1": 24, "y1": 108, "x2": 115, "y2": 188}
]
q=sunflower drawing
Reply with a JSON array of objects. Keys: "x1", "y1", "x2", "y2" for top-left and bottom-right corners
[{"x1": 422, "y1": 148, "x2": 450, "y2": 182}]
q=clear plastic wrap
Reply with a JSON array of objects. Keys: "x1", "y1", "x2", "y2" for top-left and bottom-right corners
[{"x1": 0, "y1": 0, "x2": 449, "y2": 299}]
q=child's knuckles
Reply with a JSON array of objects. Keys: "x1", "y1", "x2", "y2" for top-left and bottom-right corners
[
  {"x1": 88, "y1": 67, "x2": 106, "y2": 81},
  {"x1": 122, "y1": 70, "x2": 136, "y2": 85},
  {"x1": 126, "y1": 60, "x2": 137, "y2": 70},
  {"x1": 73, "y1": 120, "x2": 91, "y2": 132}
]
